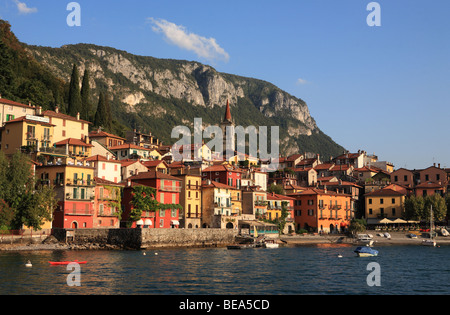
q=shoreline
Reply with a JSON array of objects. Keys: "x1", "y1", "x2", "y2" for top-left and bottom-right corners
[{"x1": 1, "y1": 231, "x2": 449, "y2": 251}]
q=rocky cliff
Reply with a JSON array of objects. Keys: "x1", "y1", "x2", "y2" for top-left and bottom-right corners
[{"x1": 26, "y1": 43, "x2": 344, "y2": 158}]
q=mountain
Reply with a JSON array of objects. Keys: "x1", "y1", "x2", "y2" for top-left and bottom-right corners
[{"x1": 0, "y1": 19, "x2": 345, "y2": 159}]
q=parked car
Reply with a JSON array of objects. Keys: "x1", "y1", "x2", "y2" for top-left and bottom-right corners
[{"x1": 407, "y1": 233, "x2": 418, "y2": 239}]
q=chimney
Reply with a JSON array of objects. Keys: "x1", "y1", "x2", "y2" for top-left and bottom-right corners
[
  {"x1": 36, "y1": 106, "x2": 42, "y2": 115},
  {"x1": 76, "y1": 112, "x2": 80, "y2": 120},
  {"x1": 438, "y1": 163, "x2": 441, "y2": 168},
  {"x1": 55, "y1": 106, "x2": 59, "y2": 113}
]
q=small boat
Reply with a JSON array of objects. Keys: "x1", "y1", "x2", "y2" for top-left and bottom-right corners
[
  {"x1": 25, "y1": 260, "x2": 32, "y2": 268},
  {"x1": 264, "y1": 239, "x2": 279, "y2": 248},
  {"x1": 49, "y1": 260, "x2": 87, "y2": 265},
  {"x1": 354, "y1": 246, "x2": 379, "y2": 257},
  {"x1": 441, "y1": 228, "x2": 449, "y2": 237},
  {"x1": 356, "y1": 234, "x2": 374, "y2": 246},
  {"x1": 422, "y1": 239, "x2": 436, "y2": 247},
  {"x1": 227, "y1": 243, "x2": 256, "y2": 250}
]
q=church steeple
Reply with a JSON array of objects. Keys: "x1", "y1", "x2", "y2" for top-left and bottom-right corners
[{"x1": 223, "y1": 99, "x2": 232, "y2": 123}]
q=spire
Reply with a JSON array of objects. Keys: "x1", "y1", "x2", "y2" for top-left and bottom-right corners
[{"x1": 224, "y1": 99, "x2": 232, "y2": 122}]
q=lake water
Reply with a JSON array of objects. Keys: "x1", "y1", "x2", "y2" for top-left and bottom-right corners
[{"x1": 1, "y1": 244, "x2": 449, "y2": 295}]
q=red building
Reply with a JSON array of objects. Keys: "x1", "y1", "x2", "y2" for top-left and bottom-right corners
[
  {"x1": 121, "y1": 171, "x2": 182, "y2": 228},
  {"x1": 93, "y1": 177, "x2": 124, "y2": 228},
  {"x1": 202, "y1": 164, "x2": 243, "y2": 188}
]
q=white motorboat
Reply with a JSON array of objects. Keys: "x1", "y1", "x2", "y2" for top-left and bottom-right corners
[
  {"x1": 264, "y1": 239, "x2": 279, "y2": 248},
  {"x1": 356, "y1": 234, "x2": 374, "y2": 246}
]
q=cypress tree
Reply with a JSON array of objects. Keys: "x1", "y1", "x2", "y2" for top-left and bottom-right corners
[
  {"x1": 80, "y1": 69, "x2": 91, "y2": 121},
  {"x1": 67, "y1": 64, "x2": 82, "y2": 117},
  {"x1": 94, "y1": 91, "x2": 105, "y2": 128}
]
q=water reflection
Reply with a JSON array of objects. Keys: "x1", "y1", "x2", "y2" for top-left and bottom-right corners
[{"x1": 1, "y1": 246, "x2": 450, "y2": 294}]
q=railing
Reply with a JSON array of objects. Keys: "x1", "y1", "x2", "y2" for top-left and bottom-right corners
[
  {"x1": 65, "y1": 208, "x2": 94, "y2": 216},
  {"x1": 160, "y1": 185, "x2": 181, "y2": 192}
]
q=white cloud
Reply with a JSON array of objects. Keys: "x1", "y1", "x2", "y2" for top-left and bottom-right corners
[
  {"x1": 13, "y1": 0, "x2": 37, "y2": 14},
  {"x1": 148, "y1": 18, "x2": 229, "y2": 63},
  {"x1": 296, "y1": 78, "x2": 308, "y2": 85}
]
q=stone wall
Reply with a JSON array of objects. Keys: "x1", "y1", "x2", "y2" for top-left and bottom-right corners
[{"x1": 52, "y1": 228, "x2": 238, "y2": 249}]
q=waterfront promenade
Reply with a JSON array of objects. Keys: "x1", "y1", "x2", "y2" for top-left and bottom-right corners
[{"x1": 1, "y1": 231, "x2": 450, "y2": 251}]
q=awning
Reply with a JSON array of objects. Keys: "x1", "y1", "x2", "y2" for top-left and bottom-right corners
[
  {"x1": 144, "y1": 219, "x2": 153, "y2": 226},
  {"x1": 136, "y1": 219, "x2": 144, "y2": 226},
  {"x1": 379, "y1": 218, "x2": 394, "y2": 224},
  {"x1": 171, "y1": 220, "x2": 180, "y2": 225},
  {"x1": 392, "y1": 218, "x2": 407, "y2": 224}
]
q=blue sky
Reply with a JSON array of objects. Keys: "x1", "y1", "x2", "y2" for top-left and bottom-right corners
[{"x1": 1, "y1": 0, "x2": 450, "y2": 169}]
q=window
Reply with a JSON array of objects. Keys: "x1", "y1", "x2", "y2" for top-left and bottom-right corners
[
  {"x1": 425, "y1": 174, "x2": 429, "y2": 181},
  {"x1": 369, "y1": 199, "x2": 372, "y2": 204},
  {"x1": 380, "y1": 208, "x2": 384, "y2": 215},
  {"x1": 369, "y1": 208, "x2": 373, "y2": 215},
  {"x1": 99, "y1": 204, "x2": 104, "y2": 215},
  {"x1": 392, "y1": 198, "x2": 395, "y2": 204},
  {"x1": 308, "y1": 209, "x2": 314, "y2": 216},
  {"x1": 394, "y1": 176, "x2": 398, "y2": 182},
  {"x1": 159, "y1": 209, "x2": 165, "y2": 217},
  {"x1": 159, "y1": 219, "x2": 164, "y2": 228},
  {"x1": 73, "y1": 188, "x2": 78, "y2": 199},
  {"x1": 171, "y1": 208, "x2": 177, "y2": 217},
  {"x1": 392, "y1": 208, "x2": 396, "y2": 216},
  {"x1": 380, "y1": 198, "x2": 384, "y2": 204},
  {"x1": 308, "y1": 200, "x2": 313, "y2": 205},
  {"x1": 404, "y1": 175, "x2": 408, "y2": 181},
  {"x1": 437, "y1": 174, "x2": 440, "y2": 181}
]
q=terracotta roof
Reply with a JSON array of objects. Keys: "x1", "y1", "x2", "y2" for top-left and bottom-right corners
[
  {"x1": 202, "y1": 164, "x2": 245, "y2": 173},
  {"x1": 84, "y1": 155, "x2": 121, "y2": 163},
  {"x1": 4, "y1": 115, "x2": 55, "y2": 127},
  {"x1": 266, "y1": 192, "x2": 296, "y2": 201},
  {"x1": 289, "y1": 188, "x2": 351, "y2": 197},
  {"x1": 54, "y1": 138, "x2": 94, "y2": 147},
  {"x1": 286, "y1": 154, "x2": 303, "y2": 162},
  {"x1": 0, "y1": 97, "x2": 35, "y2": 109},
  {"x1": 41, "y1": 110, "x2": 91, "y2": 125},
  {"x1": 415, "y1": 182, "x2": 444, "y2": 189},
  {"x1": 129, "y1": 170, "x2": 181, "y2": 181},
  {"x1": 330, "y1": 164, "x2": 352, "y2": 171},
  {"x1": 202, "y1": 180, "x2": 235, "y2": 190},
  {"x1": 94, "y1": 177, "x2": 125, "y2": 186},
  {"x1": 109, "y1": 143, "x2": 152, "y2": 151},
  {"x1": 142, "y1": 160, "x2": 168, "y2": 168},
  {"x1": 314, "y1": 163, "x2": 335, "y2": 170},
  {"x1": 89, "y1": 130, "x2": 126, "y2": 140},
  {"x1": 365, "y1": 188, "x2": 405, "y2": 197}
]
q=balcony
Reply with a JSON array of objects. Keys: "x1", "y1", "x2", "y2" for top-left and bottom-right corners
[
  {"x1": 254, "y1": 200, "x2": 268, "y2": 207},
  {"x1": 65, "y1": 208, "x2": 94, "y2": 216},
  {"x1": 66, "y1": 179, "x2": 96, "y2": 187},
  {"x1": 160, "y1": 185, "x2": 181, "y2": 192},
  {"x1": 328, "y1": 205, "x2": 342, "y2": 210}
]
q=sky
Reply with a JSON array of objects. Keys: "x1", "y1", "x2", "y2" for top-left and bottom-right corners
[{"x1": 1, "y1": 0, "x2": 450, "y2": 170}]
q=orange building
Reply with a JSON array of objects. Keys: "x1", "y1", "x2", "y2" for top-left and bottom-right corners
[{"x1": 289, "y1": 188, "x2": 352, "y2": 234}]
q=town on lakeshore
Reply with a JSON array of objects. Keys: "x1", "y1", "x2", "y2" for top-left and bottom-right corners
[{"x1": 0, "y1": 94, "x2": 449, "y2": 248}]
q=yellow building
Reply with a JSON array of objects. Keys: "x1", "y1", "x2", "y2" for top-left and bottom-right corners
[
  {"x1": 54, "y1": 138, "x2": 93, "y2": 160},
  {"x1": 202, "y1": 180, "x2": 241, "y2": 229},
  {"x1": 174, "y1": 174, "x2": 202, "y2": 228},
  {"x1": 40, "y1": 108, "x2": 92, "y2": 143},
  {"x1": 36, "y1": 160, "x2": 96, "y2": 229},
  {"x1": 364, "y1": 186, "x2": 406, "y2": 224},
  {"x1": 0, "y1": 115, "x2": 55, "y2": 155},
  {"x1": 0, "y1": 97, "x2": 36, "y2": 126}
]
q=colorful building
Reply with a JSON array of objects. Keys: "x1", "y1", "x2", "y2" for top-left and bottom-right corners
[
  {"x1": 0, "y1": 115, "x2": 55, "y2": 155},
  {"x1": 289, "y1": 188, "x2": 352, "y2": 234},
  {"x1": 88, "y1": 129, "x2": 126, "y2": 148},
  {"x1": 0, "y1": 97, "x2": 36, "y2": 126},
  {"x1": 202, "y1": 164, "x2": 243, "y2": 188},
  {"x1": 36, "y1": 160, "x2": 96, "y2": 229},
  {"x1": 364, "y1": 185, "x2": 407, "y2": 225},
  {"x1": 40, "y1": 108, "x2": 91, "y2": 143},
  {"x1": 121, "y1": 171, "x2": 182, "y2": 228},
  {"x1": 173, "y1": 174, "x2": 202, "y2": 228},
  {"x1": 85, "y1": 154, "x2": 122, "y2": 183},
  {"x1": 93, "y1": 177, "x2": 123, "y2": 228},
  {"x1": 201, "y1": 180, "x2": 241, "y2": 229}
]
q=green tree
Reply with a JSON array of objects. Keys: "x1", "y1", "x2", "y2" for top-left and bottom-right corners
[
  {"x1": 80, "y1": 69, "x2": 91, "y2": 121},
  {"x1": 0, "y1": 36, "x2": 15, "y2": 99},
  {"x1": 129, "y1": 185, "x2": 160, "y2": 223},
  {"x1": 267, "y1": 183, "x2": 285, "y2": 195},
  {"x1": 277, "y1": 201, "x2": 290, "y2": 234},
  {"x1": 94, "y1": 92, "x2": 112, "y2": 130},
  {"x1": 404, "y1": 195, "x2": 425, "y2": 221},
  {"x1": 423, "y1": 194, "x2": 447, "y2": 222},
  {"x1": 348, "y1": 218, "x2": 367, "y2": 236},
  {"x1": 0, "y1": 151, "x2": 56, "y2": 230},
  {"x1": 67, "y1": 64, "x2": 82, "y2": 117}
]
